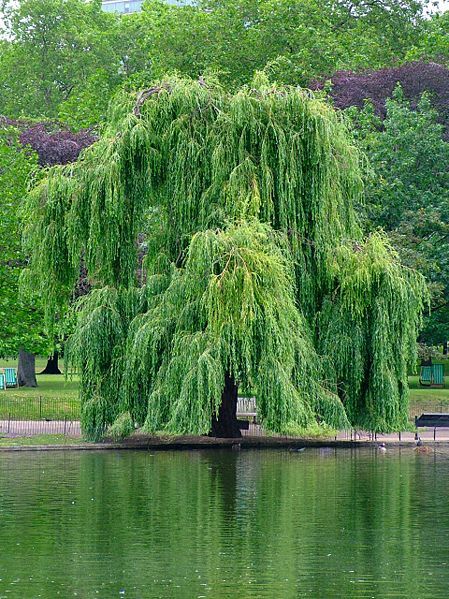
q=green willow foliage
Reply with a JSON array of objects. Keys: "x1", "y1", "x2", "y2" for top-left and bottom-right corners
[
  {"x1": 24, "y1": 77, "x2": 426, "y2": 439},
  {"x1": 319, "y1": 234, "x2": 426, "y2": 432}
]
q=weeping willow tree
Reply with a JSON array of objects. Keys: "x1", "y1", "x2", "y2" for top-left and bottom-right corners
[{"x1": 23, "y1": 76, "x2": 426, "y2": 439}]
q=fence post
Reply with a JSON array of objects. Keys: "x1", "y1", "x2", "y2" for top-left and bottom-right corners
[
  {"x1": 7, "y1": 413, "x2": 10, "y2": 434},
  {"x1": 64, "y1": 417, "x2": 67, "y2": 436},
  {"x1": 39, "y1": 396, "x2": 42, "y2": 420}
]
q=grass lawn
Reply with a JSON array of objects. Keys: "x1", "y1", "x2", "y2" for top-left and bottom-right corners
[
  {"x1": 0, "y1": 359, "x2": 80, "y2": 419},
  {"x1": 408, "y1": 373, "x2": 449, "y2": 417},
  {"x1": 0, "y1": 374, "x2": 80, "y2": 400},
  {"x1": 0, "y1": 357, "x2": 78, "y2": 395},
  {"x1": 0, "y1": 434, "x2": 80, "y2": 446},
  {"x1": 0, "y1": 379, "x2": 80, "y2": 419}
]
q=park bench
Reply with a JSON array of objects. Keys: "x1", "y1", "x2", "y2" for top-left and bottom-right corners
[
  {"x1": 415, "y1": 413, "x2": 449, "y2": 440},
  {"x1": 0, "y1": 373, "x2": 5, "y2": 391},
  {"x1": 3, "y1": 368, "x2": 18, "y2": 388},
  {"x1": 236, "y1": 397, "x2": 257, "y2": 431},
  {"x1": 419, "y1": 364, "x2": 444, "y2": 388},
  {"x1": 237, "y1": 397, "x2": 257, "y2": 423}
]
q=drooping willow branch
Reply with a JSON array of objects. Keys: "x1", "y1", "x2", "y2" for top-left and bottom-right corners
[
  {"x1": 23, "y1": 75, "x2": 427, "y2": 439},
  {"x1": 133, "y1": 85, "x2": 169, "y2": 117}
]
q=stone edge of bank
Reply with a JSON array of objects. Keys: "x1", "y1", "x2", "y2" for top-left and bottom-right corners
[{"x1": 0, "y1": 436, "x2": 448, "y2": 451}]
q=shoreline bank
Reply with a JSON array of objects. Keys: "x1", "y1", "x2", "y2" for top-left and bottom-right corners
[{"x1": 1, "y1": 434, "x2": 449, "y2": 451}]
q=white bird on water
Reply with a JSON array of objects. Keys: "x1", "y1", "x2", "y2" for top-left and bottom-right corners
[{"x1": 377, "y1": 443, "x2": 387, "y2": 453}]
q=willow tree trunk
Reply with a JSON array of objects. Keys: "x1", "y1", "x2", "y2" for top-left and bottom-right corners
[
  {"x1": 210, "y1": 373, "x2": 241, "y2": 438},
  {"x1": 18, "y1": 350, "x2": 37, "y2": 387},
  {"x1": 40, "y1": 351, "x2": 62, "y2": 375}
]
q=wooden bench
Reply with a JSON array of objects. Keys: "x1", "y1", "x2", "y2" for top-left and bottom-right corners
[{"x1": 415, "y1": 413, "x2": 449, "y2": 440}]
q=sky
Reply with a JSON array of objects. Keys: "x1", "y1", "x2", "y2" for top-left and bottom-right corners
[{"x1": 435, "y1": 0, "x2": 449, "y2": 12}]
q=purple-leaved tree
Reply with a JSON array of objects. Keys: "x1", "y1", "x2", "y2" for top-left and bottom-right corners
[{"x1": 314, "y1": 61, "x2": 449, "y2": 132}]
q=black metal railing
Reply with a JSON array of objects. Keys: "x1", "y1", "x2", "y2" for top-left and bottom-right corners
[{"x1": 0, "y1": 396, "x2": 80, "y2": 421}]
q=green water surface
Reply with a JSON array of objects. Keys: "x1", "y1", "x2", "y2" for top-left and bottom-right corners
[{"x1": 1, "y1": 448, "x2": 449, "y2": 598}]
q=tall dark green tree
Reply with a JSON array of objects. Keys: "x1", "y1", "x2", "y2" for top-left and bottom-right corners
[
  {"x1": 0, "y1": 128, "x2": 51, "y2": 385},
  {"x1": 24, "y1": 78, "x2": 426, "y2": 439},
  {"x1": 0, "y1": 0, "x2": 127, "y2": 128},
  {"x1": 0, "y1": 0, "x2": 430, "y2": 129},
  {"x1": 137, "y1": 0, "x2": 425, "y2": 86},
  {"x1": 347, "y1": 87, "x2": 449, "y2": 348}
]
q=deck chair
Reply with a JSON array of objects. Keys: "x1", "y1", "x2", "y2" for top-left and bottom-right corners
[
  {"x1": 0, "y1": 373, "x2": 5, "y2": 390},
  {"x1": 432, "y1": 364, "x2": 444, "y2": 388},
  {"x1": 419, "y1": 365, "x2": 432, "y2": 387},
  {"x1": 4, "y1": 367, "x2": 18, "y2": 388}
]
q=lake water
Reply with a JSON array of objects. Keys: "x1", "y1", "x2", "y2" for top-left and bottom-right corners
[{"x1": 1, "y1": 448, "x2": 449, "y2": 598}]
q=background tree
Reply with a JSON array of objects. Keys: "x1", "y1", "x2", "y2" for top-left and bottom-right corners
[
  {"x1": 407, "y1": 8, "x2": 449, "y2": 65},
  {"x1": 0, "y1": 119, "x2": 96, "y2": 379},
  {"x1": 18, "y1": 122, "x2": 96, "y2": 166},
  {"x1": 320, "y1": 61, "x2": 449, "y2": 136},
  {"x1": 0, "y1": 0, "x2": 125, "y2": 128},
  {"x1": 24, "y1": 78, "x2": 425, "y2": 439},
  {"x1": 344, "y1": 87, "x2": 449, "y2": 349},
  {"x1": 0, "y1": 1, "x2": 433, "y2": 126},
  {"x1": 134, "y1": 0, "x2": 425, "y2": 87},
  {"x1": 0, "y1": 127, "x2": 51, "y2": 385}
]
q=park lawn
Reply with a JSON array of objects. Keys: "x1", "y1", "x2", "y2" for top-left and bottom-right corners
[
  {"x1": 408, "y1": 374, "x2": 449, "y2": 417},
  {"x1": 0, "y1": 358, "x2": 79, "y2": 418},
  {"x1": 409, "y1": 374, "x2": 449, "y2": 399},
  {"x1": 409, "y1": 387, "x2": 449, "y2": 403},
  {"x1": 1, "y1": 374, "x2": 80, "y2": 400},
  {"x1": 0, "y1": 434, "x2": 80, "y2": 446},
  {"x1": 0, "y1": 374, "x2": 80, "y2": 419},
  {"x1": 0, "y1": 395, "x2": 80, "y2": 420}
]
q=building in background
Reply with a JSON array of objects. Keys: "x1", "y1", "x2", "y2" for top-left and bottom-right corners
[
  {"x1": 102, "y1": 0, "x2": 143, "y2": 12},
  {"x1": 101, "y1": 0, "x2": 188, "y2": 13}
]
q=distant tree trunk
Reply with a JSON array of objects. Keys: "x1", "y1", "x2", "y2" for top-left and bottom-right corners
[
  {"x1": 443, "y1": 341, "x2": 448, "y2": 356},
  {"x1": 40, "y1": 351, "x2": 62, "y2": 375},
  {"x1": 18, "y1": 350, "x2": 37, "y2": 387},
  {"x1": 210, "y1": 372, "x2": 241, "y2": 439}
]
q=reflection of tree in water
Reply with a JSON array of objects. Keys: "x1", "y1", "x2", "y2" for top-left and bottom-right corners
[
  {"x1": 1, "y1": 450, "x2": 449, "y2": 597},
  {"x1": 203, "y1": 450, "x2": 239, "y2": 520}
]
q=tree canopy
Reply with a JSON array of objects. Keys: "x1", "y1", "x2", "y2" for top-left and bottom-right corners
[
  {"x1": 344, "y1": 87, "x2": 449, "y2": 347},
  {"x1": 0, "y1": 117, "x2": 96, "y2": 383},
  {"x1": 0, "y1": 0, "x2": 144, "y2": 128},
  {"x1": 0, "y1": 128, "x2": 51, "y2": 359},
  {"x1": 314, "y1": 61, "x2": 449, "y2": 352},
  {"x1": 321, "y1": 61, "x2": 449, "y2": 136},
  {"x1": 24, "y1": 78, "x2": 426, "y2": 439},
  {"x1": 0, "y1": 0, "x2": 432, "y2": 129}
]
